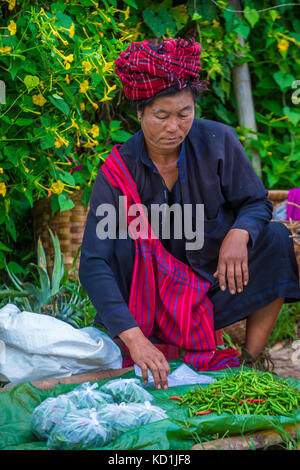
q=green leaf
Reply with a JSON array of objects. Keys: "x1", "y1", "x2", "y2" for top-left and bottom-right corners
[
  {"x1": 244, "y1": 7, "x2": 259, "y2": 28},
  {"x1": 192, "y1": 12, "x2": 202, "y2": 21},
  {"x1": 59, "y1": 171, "x2": 75, "y2": 187},
  {"x1": 29, "y1": 263, "x2": 51, "y2": 305},
  {"x1": 15, "y1": 118, "x2": 35, "y2": 126},
  {"x1": 172, "y1": 5, "x2": 189, "y2": 31},
  {"x1": 283, "y1": 106, "x2": 300, "y2": 126},
  {"x1": 143, "y1": 8, "x2": 177, "y2": 37},
  {"x1": 48, "y1": 229, "x2": 65, "y2": 296},
  {"x1": 223, "y1": 6, "x2": 239, "y2": 33},
  {"x1": 24, "y1": 75, "x2": 39, "y2": 91},
  {"x1": 40, "y1": 133, "x2": 55, "y2": 150},
  {"x1": 7, "y1": 261, "x2": 26, "y2": 274},
  {"x1": 123, "y1": 0, "x2": 138, "y2": 8},
  {"x1": 110, "y1": 129, "x2": 133, "y2": 143},
  {"x1": 5, "y1": 218, "x2": 16, "y2": 241},
  {"x1": 233, "y1": 23, "x2": 250, "y2": 39},
  {"x1": 48, "y1": 94, "x2": 70, "y2": 116},
  {"x1": 213, "y1": 103, "x2": 233, "y2": 124},
  {"x1": 51, "y1": 194, "x2": 60, "y2": 216},
  {"x1": 0, "y1": 241, "x2": 12, "y2": 252},
  {"x1": 54, "y1": 10, "x2": 73, "y2": 29},
  {"x1": 58, "y1": 193, "x2": 75, "y2": 212},
  {"x1": 273, "y1": 72, "x2": 295, "y2": 92},
  {"x1": 37, "y1": 238, "x2": 47, "y2": 272}
]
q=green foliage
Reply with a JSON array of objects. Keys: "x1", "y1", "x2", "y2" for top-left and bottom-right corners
[
  {"x1": 268, "y1": 302, "x2": 300, "y2": 347},
  {"x1": 0, "y1": 0, "x2": 138, "y2": 266},
  {"x1": 0, "y1": 229, "x2": 97, "y2": 328}
]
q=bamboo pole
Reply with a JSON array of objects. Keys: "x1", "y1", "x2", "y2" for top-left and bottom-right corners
[
  {"x1": 228, "y1": 0, "x2": 262, "y2": 177},
  {"x1": 191, "y1": 423, "x2": 300, "y2": 450}
]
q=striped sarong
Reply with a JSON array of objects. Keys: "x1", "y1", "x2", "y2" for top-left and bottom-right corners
[{"x1": 102, "y1": 145, "x2": 240, "y2": 371}]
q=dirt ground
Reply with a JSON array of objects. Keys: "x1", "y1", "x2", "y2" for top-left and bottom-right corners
[{"x1": 224, "y1": 320, "x2": 300, "y2": 380}]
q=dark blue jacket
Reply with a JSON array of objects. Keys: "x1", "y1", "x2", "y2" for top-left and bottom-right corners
[{"x1": 79, "y1": 118, "x2": 273, "y2": 338}]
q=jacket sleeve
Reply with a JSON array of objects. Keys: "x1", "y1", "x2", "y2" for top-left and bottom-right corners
[
  {"x1": 220, "y1": 126, "x2": 273, "y2": 248},
  {"x1": 78, "y1": 168, "x2": 138, "y2": 338}
]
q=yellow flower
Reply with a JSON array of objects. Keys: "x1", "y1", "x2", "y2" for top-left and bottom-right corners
[
  {"x1": 8, "y1": 0, "x2": 16, "y2": 10},
  {"x1": 278, "y1": 39, "x2": 289, "y2": 52},
  {"x1": 240, "y1": 136, "x2": 246, "y2": 141},
  {"x1": 212, "y1": 19, "x2": 220, "y2": 28},
  {"x1": 0, "y1": 182, "x2": 6, "y2": 197},
  {"x1": 7, "y1": 20, "x2": 17, "y2": 35},
  {"x1": 65, "y1": 54, "x2": 73, "y2": 63},
  {"x1": 54, "y1": 132, "x2": 69, "y2": 147},
  {"x1": 0, "y1": 168, "x2": 3, "y2": 174},
  {"x1": 79, "y1": 80, "x2": 89, "y2": 93},
  {"x1": 65, "y1": 74, "x2": 70, "y2": 84},
  {"x1": 90, "y1": 124, "x2": 100, "y2": 138},
  {"x1": 80, "y1": 102, "x2": 85, "y2": 111},
  {"x1": 0, "y1": 46, "x2": 11, "y2": 53},
  {"x1": 2, "y1": 0, "x2": 16, "y2": 11},
  {"x1": 50, "y1": 180, "x2": 65, "y2": 195},
  {"x1": 100, "y1": 84, "x2": 117, "y2": 102},
  {"x1": 83, "y1": 139, "x2": 98, "y2": 148},
  {"x1": 124, "y1": 6, "x2": 130, "y2": 21},
  {"x1": 54, "y1": 139, "x2": 63, "y2": 148},
  {"x1": 69, "y1": 23, "x2": 75, "y2": 39},
  {"x1": 32, "y1": 93, "x2": 47, "y2": 107},
  {"x1": 82, "y1": 60, "x2": 92, "y2": 72},
  {"x1": 102, "y1": 61, "x2": 114, "y2": 73},
  {"x1": 64, "y1": 62, "x2": 71, "y2": 70}
]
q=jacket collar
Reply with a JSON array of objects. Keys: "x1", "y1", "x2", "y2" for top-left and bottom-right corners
[{"x1": 134, "y1": 129, "x2": 187, "y2": 174}]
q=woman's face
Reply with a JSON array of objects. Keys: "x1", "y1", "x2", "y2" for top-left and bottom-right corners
[{"x1": 138, "y1": 88, "x2": 195, "y2": 156}]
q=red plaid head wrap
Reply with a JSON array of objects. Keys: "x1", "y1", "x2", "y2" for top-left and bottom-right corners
[{"x1": 115, "y1": 38, "x2": 206, "y2": 100}]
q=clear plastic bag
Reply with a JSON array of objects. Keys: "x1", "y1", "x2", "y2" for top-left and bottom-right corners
[
  {"x1": 31, "y1": 395, "x2": 77, "y2": 440},
  {"x1": 100, "y1": 378, "x2": 155, "y2": 404},
  {"x1": 95, "y1": 401, "x2": 168, "y2": 440},
  {"x1": 128, "y1": 401, "x2": 168, "y2": 425},
  {"x1": 65, "y1": 382, "x2": 114, "y2": 409},
  {"x1": 46, "y1": 408, "x2": 110, "y2": 450}
]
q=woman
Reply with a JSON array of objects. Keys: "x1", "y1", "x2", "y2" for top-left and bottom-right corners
[{"x1": 79, "y1": 38, "x2": 300, "y2": 389}]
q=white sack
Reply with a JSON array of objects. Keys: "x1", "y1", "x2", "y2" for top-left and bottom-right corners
[{"x1": 0, "y1": 303, "x2": 122, "y2": 386}]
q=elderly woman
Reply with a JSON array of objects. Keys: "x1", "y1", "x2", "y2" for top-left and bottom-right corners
[{"x1": 79, "y1": 38, "x2": 300, "y2": 389}]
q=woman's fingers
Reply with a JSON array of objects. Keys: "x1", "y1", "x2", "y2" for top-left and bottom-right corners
[{"x1": 217, "y1": 259, "x2": 249, "y2": 294}]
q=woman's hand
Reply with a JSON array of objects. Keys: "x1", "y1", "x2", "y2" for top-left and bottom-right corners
[
  {"x1": 119, "y1": 327, "x2": 170, "y2": 389},
  {"x1": 213, "y1": 228, "x2": 250, "y2": 295}
]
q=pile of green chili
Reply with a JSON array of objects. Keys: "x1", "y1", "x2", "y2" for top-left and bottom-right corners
[{"x1": 169, "y1": 369, "x2": 300, "y2": 417}]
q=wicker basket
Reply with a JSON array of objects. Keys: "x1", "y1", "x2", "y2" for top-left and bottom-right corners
[
  {"x1": 267, "y1": 190, "x2": 300, "y2": 275},
  {"x1": 32, "y1": 190, "x2": 89, "y2": 275}
]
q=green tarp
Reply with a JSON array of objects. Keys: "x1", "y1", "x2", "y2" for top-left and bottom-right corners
[{"x1": 1, "y1": 362, "x2": 299, "y2": 450}]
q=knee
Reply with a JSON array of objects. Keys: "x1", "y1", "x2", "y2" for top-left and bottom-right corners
[{"x1": 267, "y1": 221, "x2": 293, "y2": 252}]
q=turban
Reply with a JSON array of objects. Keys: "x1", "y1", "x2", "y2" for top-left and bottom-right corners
[{"x1": 114, "y1": 38, "x2": 206, "y2": 101}]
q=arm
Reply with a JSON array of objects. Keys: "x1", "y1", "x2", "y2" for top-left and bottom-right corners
[
  {"x1": 214, "y1": 127, "x2": 273, "y2": 293},
  {"x1": 78, "y1": 170, "x2": 139, "y2": 338},
  {"x1": 219, "y1": 126, "x2": 273, "y2": 248}
]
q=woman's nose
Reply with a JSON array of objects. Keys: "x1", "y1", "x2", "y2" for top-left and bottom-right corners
[{"x1": 166, "y1": 118, "x2": 179, "y2": 133}]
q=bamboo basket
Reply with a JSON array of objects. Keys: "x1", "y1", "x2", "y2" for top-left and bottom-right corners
[
  {"x1": 267, "y1": 190, "x2": 300, "y2": 275},
  {"x1": 32, "y1": 190, "x2": 89, "y2": 275}
]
